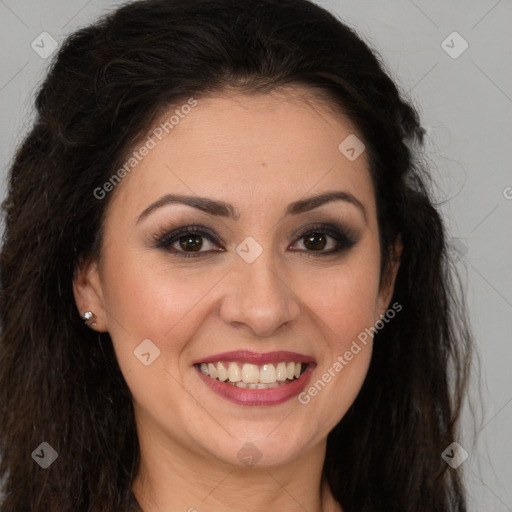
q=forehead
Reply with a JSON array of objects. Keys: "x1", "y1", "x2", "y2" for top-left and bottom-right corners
[{"x1": 106, "y1": 86, "x2": 376, "y2": 223}]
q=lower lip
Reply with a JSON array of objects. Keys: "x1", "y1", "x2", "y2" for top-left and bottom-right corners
[{"x1": 196, "y1": 364, "x2": 315, "y2": 406}]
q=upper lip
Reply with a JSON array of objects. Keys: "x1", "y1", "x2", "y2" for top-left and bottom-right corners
[{"x1": 192, "y1": 350, "x2": 316, "y2": 365}]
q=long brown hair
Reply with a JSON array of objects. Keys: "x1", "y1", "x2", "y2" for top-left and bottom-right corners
[{"x1": 0, "y1": 0, "x2": 473, "y2": 510}]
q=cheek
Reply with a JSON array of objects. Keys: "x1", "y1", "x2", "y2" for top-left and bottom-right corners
[
  {"x1": 297, "y1": 247, "x2": 382, "y2": 344},
  {"x1": 99, "y1": 245, "x2": 212, "y2": 368},
  {"x1": 293, "y1": 249, "x2": 381, "y2": 416},
  {"x1": 99, "y1": 248, "x2": 216, "y2": 428}
]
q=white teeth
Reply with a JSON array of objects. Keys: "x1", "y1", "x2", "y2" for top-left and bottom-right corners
[
  {"x1": 242, "y1": 363, "x2": 260, "y2": 384},
  {"x1": 199, "y1": 360, "x2": 307, "y2": 385},
  {"x1": 207, "y1": 363, "x2": 217, "y2": 379},
  {"x1": 259, "y1": 363, "x2": 276, "y2": 383},
  {"x1": 249, "y1": 383, "x2": 269, "y2": 389},
  {"x1": 227, "y1": 362, "x2": 242, "y2": 382},
  {"x1": 275, "y1": 362, "x2": 288, "y2": 381},
  {"x1": 216, "y1": 362, "x2": 228, "y2": 381},
  {"x1": 236, "y1": 381, "x2": 279, "y2": 389}
]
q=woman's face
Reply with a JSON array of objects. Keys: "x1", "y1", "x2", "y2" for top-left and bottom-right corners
[{"x1": 74, "y1": 86, "x2": 399, "y2": 468}]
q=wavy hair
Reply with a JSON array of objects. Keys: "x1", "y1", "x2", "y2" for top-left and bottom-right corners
[{"x1": 0, "y1": 0, "x2": 473, "y2": 510}]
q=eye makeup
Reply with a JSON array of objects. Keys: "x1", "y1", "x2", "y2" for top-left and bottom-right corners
[{"x1": 151, "y1": 221, "x2": 359, "y2": 259}]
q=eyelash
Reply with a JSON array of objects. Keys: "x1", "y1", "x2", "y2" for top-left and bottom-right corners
[{"x1": 153, "y1": 223, "x2": 357, "y2": 259}]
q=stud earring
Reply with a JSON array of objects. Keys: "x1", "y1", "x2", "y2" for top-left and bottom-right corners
[{"x1": 82, "y1": 311, "x2": 97, "y2": 328}]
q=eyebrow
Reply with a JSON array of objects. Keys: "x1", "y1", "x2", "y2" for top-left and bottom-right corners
[{"x1": 136, "y1": 191, "x2": 367, "y2": 224}]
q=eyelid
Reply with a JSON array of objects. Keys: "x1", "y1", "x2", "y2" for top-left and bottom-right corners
[
  {"x1": 152, "y1": 221, "x2": 358, "y2": 257},
  {"x1": 153, "y1": 224, "x2": 222, "y2": 250},
  {"x1": 290, "y1": 221, "x2": 358, "y2": 246}
]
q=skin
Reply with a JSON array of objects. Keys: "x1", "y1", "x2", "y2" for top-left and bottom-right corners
[{"x1": 73, "y1": 85, "x2": 401, "y2": 512}]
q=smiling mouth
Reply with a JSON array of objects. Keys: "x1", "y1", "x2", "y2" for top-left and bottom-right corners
[{"x1": 195, "y1": 361, "x2": 309, "y2": 389}]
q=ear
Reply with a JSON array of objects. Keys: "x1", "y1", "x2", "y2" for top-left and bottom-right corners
[
  {"x1": 72, "y1": 257, "x2": 108, "y2": 332},
  {"x1": 375, "y1": 235, "x2": 403, "y2": 321}
]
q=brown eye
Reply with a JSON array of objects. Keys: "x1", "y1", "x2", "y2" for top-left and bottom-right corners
[
  {"x1": 290, "y1": 224, "x2": 357, "y2": 255},
  {"x1": 154, "y1": 225, "x2": 222, "y2": 258},
  {"x1": 303, "y1": 232, "x2": 328, "y2": 251},
  {"x1": 154, "y1": 223, "x2": 357, "y2": 259},
  {"x1": 178, "y1": 234, "x2": 203, "y2": 252}
]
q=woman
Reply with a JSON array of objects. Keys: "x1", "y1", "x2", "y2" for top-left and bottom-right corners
[{"x1": 0, "y1": 0, "x2": 473, "y2": 510}]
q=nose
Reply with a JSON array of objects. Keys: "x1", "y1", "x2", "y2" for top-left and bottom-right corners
[{"x1": 219, "y1": 248, "x2": 301, "y2": 338}]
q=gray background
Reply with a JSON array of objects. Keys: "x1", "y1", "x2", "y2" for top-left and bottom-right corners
[{"x1": 0, "y1": 0, "x2": 511, "y2": 509}]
